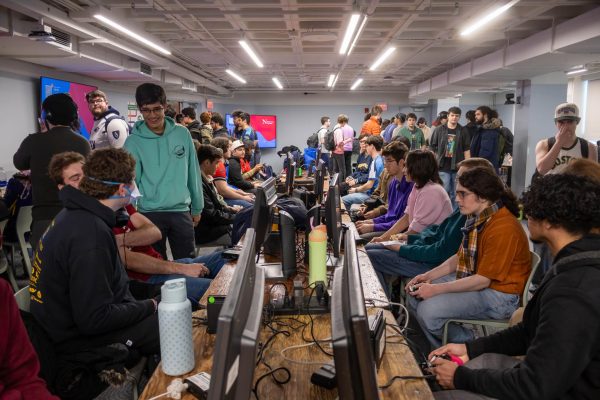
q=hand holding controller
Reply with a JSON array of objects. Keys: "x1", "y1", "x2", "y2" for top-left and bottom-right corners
[{"x1": 429, "y1": 353, "x2": 464, "y2": 367}]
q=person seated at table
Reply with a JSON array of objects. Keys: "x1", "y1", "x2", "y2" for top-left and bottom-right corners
[
  {"x1": 210, "y1": 137, "x2": 254, "y2": 208},
  {"x1": 405, "y1": 167, "x2": 530, "y2": 348},
  {"x1": 31, "y1": 148, "x2": 160, "y2": 358},
  {"x1": 428, "y1": 173, "x2": 600, "y2": 400},
  {"x1": 1, "y1": 171, "x2": 32, "y2": 245},
  {"x1": 47, "y1": 151, "x2": 225, "y2": 305},
  {"x1": 369, "y1": 149, "x2": 452, "y2": 245},
  {"x1": 366, "y1": 158, "x2": 495, "y2": 297},
  {"x1": 356, "y1": 141, "x2": 413, "y2": 242},
  {"x1": 353, "y1": 136, "x2": 410, "y2": 221},
  {"x1": 195, "y1": 144, "x2": 241, "y2": 247},
  {"x1": 228, "y1": 140, "x2": 260, "y2": 193},
  {"x1": 341, "y1": 135, "x2": 384, "y2": 210},
  {"x1": 340, "y1": 133, "x2": 372, "y2": 194},
  {"x1": 241, "y1": 140, "x2": 263, "y2": 181}
]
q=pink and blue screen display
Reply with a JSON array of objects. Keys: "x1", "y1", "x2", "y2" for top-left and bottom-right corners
[
  {"x1": 40, "y1": 77, "x2": 97, "y2": 139},
  {"x1": 225, "y1": 113, "x2": 277, "y2": 148}
]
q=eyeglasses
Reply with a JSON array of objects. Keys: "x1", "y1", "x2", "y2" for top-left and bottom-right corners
[
  {"x1": 456, "y1": 190, "x2": 476, "y2": 199},
  {"x1": 140, "y1": 106, "x2": 165, "y2": 115},
  {"x1": 88, "y1": 99, "x2": 105, "y2": 105}
]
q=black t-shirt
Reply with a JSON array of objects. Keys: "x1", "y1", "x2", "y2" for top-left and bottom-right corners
[{"x1": 439, "y1": 126, "x2": 469, "y2": 172}]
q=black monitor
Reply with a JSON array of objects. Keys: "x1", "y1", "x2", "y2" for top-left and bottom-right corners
[
  {"x1": 325, "y1": 173, "x2": 342, "y2": 258},
  {"x1": 208, "y1": 229, "x2": 265, "y2": 400},
  {"x1": 286, "y1": 160, "x2": 296, "y2": 196},
  {"x1": 313, "y1": 159, "x2": 325, "y2": 205},
  {"x1": 331, "y1": 230, "x2": 379, "y2": 400},
  {"x1": 251, "y1": 177, "x2": 277, "y2": 255}
]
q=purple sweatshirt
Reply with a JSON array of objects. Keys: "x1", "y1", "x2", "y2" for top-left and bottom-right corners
[{"x1": 373, "y1": 176, "x2": 414, "y2": 232}]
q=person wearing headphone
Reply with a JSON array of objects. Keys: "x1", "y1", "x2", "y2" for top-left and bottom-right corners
[{"x1": 13, "y1": 93, "x2": 90, "y2": 250}]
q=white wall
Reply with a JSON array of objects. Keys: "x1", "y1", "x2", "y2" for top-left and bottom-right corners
[{"x1": 583, "y1": 79, "x2": 600, "y2": 142}]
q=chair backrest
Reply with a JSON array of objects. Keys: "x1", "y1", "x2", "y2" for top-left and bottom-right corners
[
  {"x1": 0, "y1": 219, "x2": 7, "y2": 234},
  {"x1": 522, "y1": 251, "x2": 541, "y2": 307},
  {"x1": 15, "y1": 205, "x2": 33, "y2": 277},
  {"x1": 14, "y1": 285, "x2": 31, "y2": 312}
]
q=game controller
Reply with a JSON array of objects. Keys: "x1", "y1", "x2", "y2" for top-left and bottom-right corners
[
  {"x1": 428, "y1": 353, "x2": 464, "y2": 367},
  {"x1": 408, "y1": 285, "x2": 418, "y2": 293}
]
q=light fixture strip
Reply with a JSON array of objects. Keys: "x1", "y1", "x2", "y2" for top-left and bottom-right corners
[
  {"x1": 272, "y1": 77, "x2": 284, "y2": 89},
  {"x1": 460, "y1": 0, "x2": 520, "y2": 37},
  {"x1": 566, "y1": 68, "x2": 588, "y2": 75},
  {"x1": 93, "y1": 14, "x2": 171, "y2": 55},
  {"x1": 239, "y1": 40, "x2": 264, "y2": 68},
  {"x1": 339, "y1": 14, "x2": 361, "y2": 55},
  {"x1": 331, "y1": 73, "x2": 340, "y2": 88},
  {"x1": 327, "y1": 74, "x2": 335, "y2": 87},
  {"x1": 369, "y1": 47, "x2": 396, "y2": 71},
  {"x1": 350, "y1": 78, "x2": 363, "y2": 90},
  {"x1": 347, "y1": 16, "x2": 368, "y2": 56},
  {"x1": 225, "y1": 69, "x2": 247, "y2": 84}
]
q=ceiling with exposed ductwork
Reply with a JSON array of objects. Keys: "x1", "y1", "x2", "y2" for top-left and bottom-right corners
[{"x1": 1, "y1": 0, "x2": 599, "y2": 99}]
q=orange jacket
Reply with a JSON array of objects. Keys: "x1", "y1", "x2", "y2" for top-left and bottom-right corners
[{"x1": 361, "y1": 116, "x2": 382, "y2": 136}]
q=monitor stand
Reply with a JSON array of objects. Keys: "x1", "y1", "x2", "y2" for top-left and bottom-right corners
[{"x1": 259, "y1": 210, "x2": 297, "y2": 280}]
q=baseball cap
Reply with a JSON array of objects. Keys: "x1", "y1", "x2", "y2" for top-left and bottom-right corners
[
  {"x1": 554, "y1": 102, "x2": 580, "y2": 122},
  {"x1": 231, "y1": 140, "x2": 245, "y2": 150},
  {"x1": 42, "y1": 93, "x2": 78, "y2": 126}
]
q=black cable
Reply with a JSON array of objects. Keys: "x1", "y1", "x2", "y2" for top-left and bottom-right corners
[
  {"x1": 252, "y1": 367, "x2": 291, "y2": 400},
  {"x1": 378, "y1": 374, "x2": 435, "y2": 390},
  {"x1": 306, "y1": 285, "x2": 334, "y2": 357}
]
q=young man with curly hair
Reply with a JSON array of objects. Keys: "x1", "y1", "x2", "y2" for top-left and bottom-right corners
[
  {"x1": 429, "y1": 173, "x2": 600, "y2": 400},
  {"x1": 31, "y1": 148, "x2": 160, "y2": 357}
]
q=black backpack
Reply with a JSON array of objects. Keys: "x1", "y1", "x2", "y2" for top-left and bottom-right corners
[
  {"x1": 307, "y1": 131, "x2": 320, "y2": 148},
  {"x1": 324, "y1": 129, "x2": 336, "y2": 151},
  {"x1": 531, "y1": 136, "x2": 589, "y2": 181}
]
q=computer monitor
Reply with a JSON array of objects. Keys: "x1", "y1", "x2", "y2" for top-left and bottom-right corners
[
  {"x1": 313, "y1": 160, "x2": 325, "y2": 205},
  {"x1": 331, "y1": 230, "x2": 379, "y2": 400},
  {"x1": 208, "y1": 229, "x2": 265, "y2": 400},
  {"x1": 286, "y1": 160, "x2": 296, "y2": 196},
  {"x1": 251, "y1": 177, "x2": 277, "y2": 255},
  {"x1": 325, "y1": 173, "x2": 342, "y2": 258}
]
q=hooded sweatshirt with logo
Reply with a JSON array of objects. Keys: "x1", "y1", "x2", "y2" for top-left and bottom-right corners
[{"x1": 124, "y1": 117, "x2": 203, "y2": 216}]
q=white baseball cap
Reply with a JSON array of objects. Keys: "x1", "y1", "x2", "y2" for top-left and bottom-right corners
[{"x1": 231, "y1": 140, "x2": 245, "y2": 150}]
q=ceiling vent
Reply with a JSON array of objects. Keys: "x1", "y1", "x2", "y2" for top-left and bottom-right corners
[
  {"x1": 51, "y1": 28, "x2": 72, "y2": 49},
  {"x1": 139, "y1": 62, "x2": 152, "y2": 76},
  {"x1": 182, "y1": 79, "x2": 197, "y2": 91}
]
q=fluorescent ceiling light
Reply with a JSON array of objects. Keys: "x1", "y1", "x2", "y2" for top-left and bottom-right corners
[
  {"x1": 272, "y1": 77, "x2": 284, "y2": 89},
  {"x1": 369, "y1": 47, "x2": 396, "y2": 71},
  {"x1": 350, "y1": 78, "x2": 363, "y2": 90},
  {"x1": 566, "y1": 68, "x2": 588, "y2": 75},
  {"x1": 460, "y1": 0, "x2": 520, "y2": 37},
  {"x1": 327, "y1": 74, "x2": 335, "y2": 87},
  {"x1": 347, "y1": 16, "x2": 368, "y2": 56},
  {"x1": 239, "y1": 40, "x2": 264, "y2": 68},
  {"x1": 339, "y1": 14, "x2": 361, "y2": 55},
  {"x1": 94, "y1": 14, "x2": 171, "y2": 55},
  {"x1": 332, "y1": 73, "x2": 340, "y2": 89},
  {"x1": 225, "y1": 69, "x2": 247, "y2": 84}
]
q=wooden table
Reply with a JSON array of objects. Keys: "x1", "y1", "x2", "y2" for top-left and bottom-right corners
[{"x1": 140, "y1": 228, "x2": 432, "y2": 400}]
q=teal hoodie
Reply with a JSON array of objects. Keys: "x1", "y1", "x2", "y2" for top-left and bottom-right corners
[
  {"x1": 398, "y1": 208, "x2": 465, "y2": 265},
  {"x1": 124, "y1": 117, "x2": 203, "y2": 215}
]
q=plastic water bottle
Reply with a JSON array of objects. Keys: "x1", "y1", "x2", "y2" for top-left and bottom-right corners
[
  {"x1": 0, "y1": 167, "x2": 7, "y2": 197},
  {"x1": 158, "y1": 278, "x2": 195, "y2": 376}
]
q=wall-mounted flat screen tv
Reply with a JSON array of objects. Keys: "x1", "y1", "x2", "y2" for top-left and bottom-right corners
[{"x1": 40, "y1": 76, "x2": 97, "y2": 139}]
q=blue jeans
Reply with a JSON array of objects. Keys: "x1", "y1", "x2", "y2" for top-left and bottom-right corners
[
  {"x1": 440, "y1": 171, "x2": 457, "y2": 209},
  {"x1": 225, "y1": 198, "x2": 252, "y2": 208},
  {"x1": 342, "y1": 192, "x2": 370, "y2": 210},
  {"x1": 365, "y1": 243, "x2": 434, "y2": 298},
  {"x1": 147, "y1": 250, "x2": 225, "y2": 304},
  {"x1": 407, "y1": 274, "x2": 520, "y2": 348}
]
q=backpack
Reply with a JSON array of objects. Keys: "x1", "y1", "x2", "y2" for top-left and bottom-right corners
[
  {"x1": 103, "y1": 114, "x2": 131, "y2": 136},
  {"x1": 306, "y1": 131, "x2": 319, "y2": 148},
  {"x1": 199, "y1": 126, "x2": 213, "y2": 144},
  {"x1": 531, "y1": 136, "x2": 589, "y2": 181},
  {"x1": 324, "y1": 129, "x2": 336, "y2": 151}
]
